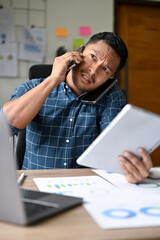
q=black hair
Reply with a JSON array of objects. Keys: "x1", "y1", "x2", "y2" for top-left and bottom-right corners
[
  {"x1": 85, "y1": 32, "x2": 128, "y2": 71},
  {"x1": 56, "y1": 46, "x2": 67, "y2": 57}
]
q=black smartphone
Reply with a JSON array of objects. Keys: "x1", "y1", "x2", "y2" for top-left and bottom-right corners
[
  {"x1": 80, "y1": 77, "x2": 118, "y2": 105},
  {"x1": 66, "y1": 46, "x2": 84, "y2": 76}
]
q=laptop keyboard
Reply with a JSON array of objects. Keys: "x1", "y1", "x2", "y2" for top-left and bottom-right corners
[{"x1": 24, "y1": 201, "x2": 56, "y2": 218}]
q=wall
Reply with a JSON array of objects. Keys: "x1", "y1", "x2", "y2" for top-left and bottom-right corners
[{"x1": 0, "y1": 0, "x2": 114, "y2": 107}]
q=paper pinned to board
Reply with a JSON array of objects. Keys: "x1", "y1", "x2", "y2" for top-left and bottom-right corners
[
  {"x1": 0, "y1": 42, "x2": 17, "y2": 77},
  {"x1": 19, "y1": 26, "x2": 46, "y2": 63},
  {"x1": 0, "y1": 8, "x2": 15, "y2": 42}
]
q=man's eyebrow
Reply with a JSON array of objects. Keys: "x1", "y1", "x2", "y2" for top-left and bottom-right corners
[{"x1": 92, "y1": 49, "x2": 113, "y2": 72}]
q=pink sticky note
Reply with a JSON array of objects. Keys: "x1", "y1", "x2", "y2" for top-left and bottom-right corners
[{"x1": 79, "y1": 26, "x2": 91, "y2": 36}]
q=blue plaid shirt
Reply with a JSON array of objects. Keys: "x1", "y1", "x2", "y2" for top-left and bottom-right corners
[{"x1": 10, "y1": 78, "x2": 126, "y2": 169}]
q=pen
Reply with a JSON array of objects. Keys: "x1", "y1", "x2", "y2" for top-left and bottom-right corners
[{"x1": 17, "y1": 173, "x2": 26, "y2": 186}]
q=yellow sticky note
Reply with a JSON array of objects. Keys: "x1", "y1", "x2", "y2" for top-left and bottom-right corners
[
  {"x1": 55, "y1": 28, "x2": 68, "y2": 37},
  {"x1": 73, "y1": 39, "x2": 85, "y2": 50}
]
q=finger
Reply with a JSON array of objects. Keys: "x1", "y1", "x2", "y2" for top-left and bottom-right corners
[
  {"x1": 123, "y1": 151, "x2": 150, "y2": 179},
  {"x1": 138, "y1": 147, "x2": 153, "y2": 171},
  {"x1": 69, "y1": 52, "x2": 83, "y2": 64},
  {"x1": 118, "y1": 155, "x2": 146, "y2": 183}
]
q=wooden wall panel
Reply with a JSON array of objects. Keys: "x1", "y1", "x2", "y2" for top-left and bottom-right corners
[{"x1": 116, "y1": 2, "x2": 160, "y2": 165}]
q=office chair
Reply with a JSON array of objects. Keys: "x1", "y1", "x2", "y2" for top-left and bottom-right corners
[{"x1": 15, "y1": 64, "x2": 53, "y2": 169}]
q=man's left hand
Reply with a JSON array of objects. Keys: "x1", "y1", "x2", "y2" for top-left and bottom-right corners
[{"x1": 118, "y1": 148, "x2": 153, "y2": 183}]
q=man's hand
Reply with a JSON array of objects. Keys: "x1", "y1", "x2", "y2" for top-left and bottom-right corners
[
  {"x1": 50, "y1": 51, "x2": 83, "y2": 84},
  {"x1": 118, "y1": 148, "x2": 153, "y2": 183}
]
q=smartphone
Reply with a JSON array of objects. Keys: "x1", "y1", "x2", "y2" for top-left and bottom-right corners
[
  {"x1": 66, "y1": 46, "x2": 84, "y2": 76},
  {"x1": 80, "y1": 77, "x2": 118, "y2": 105}
]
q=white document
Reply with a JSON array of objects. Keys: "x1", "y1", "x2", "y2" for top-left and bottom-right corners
[
  {"x1": 34, "y1": 174, "x2": 160, "y2": 229},
  {"x1": 93, "y1": 170, "x2": 160, "y2": 195},
  {"x1": 33, "y1": 176, "x2": 119, "y2": 203},
  {"x1": 84, "y1": 194, "x2": 160, "y2": 229},
  {"x1": 0, "y1": 42, "x2": 17, "y2": 77},
  {"x1": 19, "y1": 26, "x2": 46, "y2": 62},
  {"x1": 0, "y1": 8, "x2": 15, "y2": 42}
]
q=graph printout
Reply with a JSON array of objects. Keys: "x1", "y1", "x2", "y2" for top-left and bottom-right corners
[
  {"x1": 84, "y1": 194, "x2": 160, "y2": 229},
  {"x1": 34, "y1": 174, "x2": 160, "y2": 229},
  {"x1": 0, "y1": 8, "x2": 15, "y2": 42},
  {"x1": 0, "y1": 42, "x2": 17, "y2": 77},
  {"x1": 19, "y1": 26, "x2": 46, "y2": 62},
  {"x1": 33, "y1": 175, "x2": 119, "y2": 202},
  {"x1": 93, "y1": 170, "x2": 160, "y2": 195}
]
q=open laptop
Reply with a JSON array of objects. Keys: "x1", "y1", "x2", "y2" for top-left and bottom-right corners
[
  {"x1": 77, "y1": 104, "x2": 160, "y2": 174},
  {"x1": 0, "y1": 113, "x2": 83, "y2": 226}
]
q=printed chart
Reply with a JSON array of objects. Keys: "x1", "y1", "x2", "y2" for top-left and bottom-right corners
[
  {"x1": 34, "y1": 175, "x2": 119, "y2": 202},
  {"x1": 34, "y1": 174, "x2": 160, "y2": 229},
  {"x1": 85, "y1": 195, "x2": 160, "y2": 229},
  {"x1": 93, "y1": 170, "x2": 160, "y2": 195}
]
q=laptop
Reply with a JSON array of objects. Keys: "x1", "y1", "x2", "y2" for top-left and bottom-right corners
[
  {"x1": 77, "y1": 104, "x2": 160, "y2": 174},
  {"x1": 0, "y1": 113, "x2": 83, "y2": 226}
]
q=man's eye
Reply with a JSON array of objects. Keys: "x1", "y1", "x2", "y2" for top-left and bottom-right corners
[
  {"x1": 91, "y1": 54, "x2": 96, "y2": 59},
  {"x1": 103, "y1": 67, "x2": 109, "y2": 74}
]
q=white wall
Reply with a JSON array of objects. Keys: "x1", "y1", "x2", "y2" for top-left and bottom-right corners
[{"x1": 0, "y1": 0, "x2": 114, "y2": 107}]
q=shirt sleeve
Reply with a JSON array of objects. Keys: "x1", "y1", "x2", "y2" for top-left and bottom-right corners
[
  {"x1": 8, "y1": 78, "x2": 44, "y2": 135},
  {"x1": 99, "y1": 85, "x2": 126, "y2": 132},
  {"x1": 10, "y1": 78, "x2": 43, "y2": 101}
]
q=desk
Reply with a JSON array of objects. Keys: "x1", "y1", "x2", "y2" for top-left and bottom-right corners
[{"x1": 0, "y1": 169, "x2": 160, "y2": 240}]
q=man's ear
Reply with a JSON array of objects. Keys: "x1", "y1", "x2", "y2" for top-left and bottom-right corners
[{"x1": 110, "y1": 74, "x2": 115, "y2": 79}]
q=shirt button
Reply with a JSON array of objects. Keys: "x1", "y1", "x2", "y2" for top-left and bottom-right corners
[
  {"x1": 64, "y1": 162, "x2": 67, "y2": 166},
  {"x1": 70, "y1": 118, "x2": 73, "y2": 122},
  {"x1": 66, "y1": 139, "x2": 70, "y2": 143}
]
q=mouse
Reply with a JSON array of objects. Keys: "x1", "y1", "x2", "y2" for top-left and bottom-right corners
[{"x1": 149, "y1": 167, "x2": 160, "y2": 179}]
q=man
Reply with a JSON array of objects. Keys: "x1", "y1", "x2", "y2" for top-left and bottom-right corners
[
  {"x1": 3, "y1": 32, "x2": 126, "y2": 168},
  {"x1": 3, "y1": 32, "x2": 143, "y2": 173},
  {"x1": 2, "y1": 31, "x2": 153, "y2": 183}
]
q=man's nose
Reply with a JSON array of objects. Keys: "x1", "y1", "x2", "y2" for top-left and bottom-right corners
[{"x1": 88, "y1": 62, "x2": 100, "y2": 75}]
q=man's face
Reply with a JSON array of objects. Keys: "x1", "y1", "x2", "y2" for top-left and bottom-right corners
[{"x1": 71, "y1": 40, "x2": 121, "y2": 96}]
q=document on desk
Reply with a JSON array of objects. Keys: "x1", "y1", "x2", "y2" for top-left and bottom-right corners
[
  {"x1": 34, "y1": 175, "x2": 160, "y2": 229},
  {"x1": 85, "y1": 193, "x2": 160, "y2": 229},
  {"x1": 33, "y1": 176, "x2": 120, "y2": 203},
  {"x1": 93, "y1": 170, "x2": 160, "y2": 195}
]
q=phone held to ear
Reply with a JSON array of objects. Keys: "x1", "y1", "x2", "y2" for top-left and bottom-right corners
[
  {"x1": 66, "y1": 46, "x2": 84, "y2": 76},
  {"x1": 80, "y1": 77, "x2": 118, "y2": 105}
]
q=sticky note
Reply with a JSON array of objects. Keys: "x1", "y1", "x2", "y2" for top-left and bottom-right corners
[
  {"x1": 55, "y1": 28, "x2": 68, "y2": 37},
  {"x1": 79, "y1": 26, "x2": 91, "y2": 36},
  {"x1": 73, "y1": 39, "x2": 85, "y2": 50}
]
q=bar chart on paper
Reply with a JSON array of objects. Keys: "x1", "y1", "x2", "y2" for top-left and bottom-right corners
[
  {"x1": 34, "y1": 174, "x2": 160, "y2": 229},
  {"x1": 33, "y1": 176, "x2": 119, "y2": 202}
]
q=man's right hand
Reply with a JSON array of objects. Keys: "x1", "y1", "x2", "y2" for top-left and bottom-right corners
[
  {"x1": 50, "y1": 51, "x2": 83, "y2": 85},
  {"x1": 3, "y1": 51, "x2": 83, "y2": 129}
]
